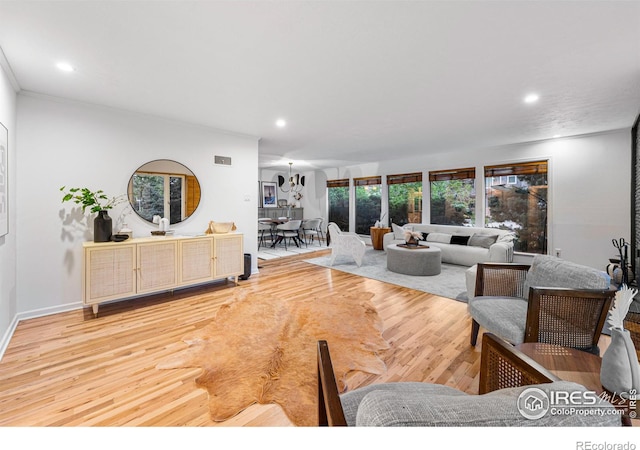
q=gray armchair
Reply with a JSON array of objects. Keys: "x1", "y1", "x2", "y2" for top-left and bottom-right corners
[
  {"x1": 468, "y1": 255, "x2": 615, "y2": 354},
  {"x1": 317, "y1": 333, "x2": 622, "y2": 426}
]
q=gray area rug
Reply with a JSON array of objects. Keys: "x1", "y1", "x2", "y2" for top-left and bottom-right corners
[{"x1": 304, "y1": 248, "x2": 469, "y2": 302}]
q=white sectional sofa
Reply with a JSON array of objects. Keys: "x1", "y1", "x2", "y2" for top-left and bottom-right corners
[{"x1": 382, "y1": 223, "x2": 515, "y2": 266}]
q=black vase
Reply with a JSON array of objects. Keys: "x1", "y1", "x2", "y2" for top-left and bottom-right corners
[{"x1": 94, "y1": 210, "x2": 112, "y2": 242}]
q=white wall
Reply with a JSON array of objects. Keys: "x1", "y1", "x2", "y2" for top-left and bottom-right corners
[
  {"x1": 299, "y1": 129, "x2": 631, "y2": 271},
  {"x1": 16, "y1": 93, "x2": 259, "y2": 316},
  {"x1": 0, "y1": 62, "x2": 17, "y2": 354}
]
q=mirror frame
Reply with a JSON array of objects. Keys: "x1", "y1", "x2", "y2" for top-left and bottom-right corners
[{"x1": 127, "y1": 159, "x2": 201, "y2": 225}]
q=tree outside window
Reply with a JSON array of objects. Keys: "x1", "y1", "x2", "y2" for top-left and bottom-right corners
[
  {"x1": 429, "y1": 168, "x2": 476, "y2": 226},
  {"x1": 484, "y1": 161, "x2": 548, "y2": 254},
  {"x1": 132, "y1": 174, "x2": 185, "y2": 224},
  {"x1": 355, "y1": 176, "x2": 381, "y2": 235},
  {"x1": 388, "y1": 173, "x2": 422, "y2": 226},
  {"x1": 327, "y1": 179, "x2": 349, "y2": 231}
]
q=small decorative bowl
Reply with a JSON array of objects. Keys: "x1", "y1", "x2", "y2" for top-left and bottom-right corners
[
  {"x1": 151, "y1": 230, "x2": 166, "y2": 236},
  {"x1": 212, "y1": 222, "x2": 234, "y2": 233}
]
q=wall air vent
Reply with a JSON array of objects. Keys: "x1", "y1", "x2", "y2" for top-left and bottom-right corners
[{"x1": 214, "y1": 155, "x2": 232, "y2": 166}]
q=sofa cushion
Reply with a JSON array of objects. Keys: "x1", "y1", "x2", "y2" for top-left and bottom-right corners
[
  {"x1": 468, "y1": 233, "x2": 499, "y2": 248},
  {"x1": 426, "y1": 232, "x2": 452, "y2": 244},
  {"x1": 351, "y1": 381, "x2": 619, "y2": 426},
  {"x1": 497, "y1": 232, "x2": 515, "y2": 242},
  {"x1": 523, "y1": 254, "x2": 611, "y2": 299},
  {"x1": 340, "y1": 381, "x2": 464, "y2": 426},
  {"x1": 391, "y1": 223, "x2": 413, "y2": 239},
  {"x1": 468, "y1": 296, "x2": 528, "y2": 344},
  {"x1": 451, "y1": 235, "x2": 470, "y2": 246}
]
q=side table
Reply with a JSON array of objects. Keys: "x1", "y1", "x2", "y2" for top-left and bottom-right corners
[
  {"x1": 516, "y1": 342, "x2": 636, "y2": 424},
  {"x1": 369, "y1": 227, "x2": 391, "y2": 250}
]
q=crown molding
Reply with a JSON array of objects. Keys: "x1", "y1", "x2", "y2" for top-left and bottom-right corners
[{"x1": 0, "y1": 46, "x2": 20, "y2": 92}]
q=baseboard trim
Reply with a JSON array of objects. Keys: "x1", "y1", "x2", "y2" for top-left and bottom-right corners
[
  {"x1": 0, "y1": 314, "x2": 19, "y2": 361},
  {"x1": 0, "y1": 301, "x2": 83, "y2": 361}
]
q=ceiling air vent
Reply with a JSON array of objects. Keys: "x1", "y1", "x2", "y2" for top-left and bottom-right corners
[{"x1": 214, "y1": 155, "x2": 232, "y2": 166}]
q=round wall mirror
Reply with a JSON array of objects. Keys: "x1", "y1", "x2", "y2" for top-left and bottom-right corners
[{"x1": 127, "y1": 159, "x2": 201, "y2": 225}]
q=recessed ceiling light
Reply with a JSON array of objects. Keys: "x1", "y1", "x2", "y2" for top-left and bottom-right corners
[
  {"x1": 276, "y1": 119, "x2": 286, "y2": 128},
  {"x1": 524, "y1": 93, "x2": 539, "y2": 104},
  {"x1": 56, "y1": 62, "x2": 74, "y2": 72}
]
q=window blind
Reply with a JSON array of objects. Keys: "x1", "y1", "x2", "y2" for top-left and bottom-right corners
[
  {"x1": 353, "y1": 176, "x2": 382, "y2": 186},
  {"x1": 326, "y1": 179, "x2": 349, "y2": 188},
  {"x1": 484, "y1": 160, "x2": 548, "y2": 177},
  {"x1": 387, "y1": 172, "x2": 422, "y2": 184},
  {"x1": 429, "y1": 167, "x2": 476, "y2": 182}
]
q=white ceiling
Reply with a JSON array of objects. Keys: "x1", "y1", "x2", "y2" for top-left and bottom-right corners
[{"x1": 1, "y1": 1, "x2": 639, "y2": 171}]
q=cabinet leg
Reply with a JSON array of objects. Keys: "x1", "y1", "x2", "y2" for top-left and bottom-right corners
[
  {"x1": 92, "y1": 304, "x2": 99, "y2": 318},
  {"x1": 234, "y1": 275, "x2": 238, "y2": 286}
]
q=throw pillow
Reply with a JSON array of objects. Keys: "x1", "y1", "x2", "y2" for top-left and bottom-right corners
[
  {"x1": 426, "y1": 233, "x2": 452, "y2": 244},
  {"x1": 497, "y1": 232, "x2": 515, "y2": 243},
  {"x1": 451, "y1": 235, "x2": 470, "y2": 246},
  {"x1": 391, "y1": 223, "x2": 404, "y2": 239},
  {"x1": 468, "y1": 234, "x2": 499, "y2": 248},
  {"x1": 392, "y1": 223, "x2": 413, "y2": 239},
  {"x1": 420, "y1": 232, "x2": 429, "y2": 241}
]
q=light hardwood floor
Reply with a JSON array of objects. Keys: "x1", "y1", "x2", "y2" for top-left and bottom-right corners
[{"x1": 0, "y1": 249, "x2": 609, "y2": 426}]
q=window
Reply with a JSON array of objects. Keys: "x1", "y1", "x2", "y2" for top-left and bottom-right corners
[
  {"x1": 484, "y1": 160, "x2": 548, "y2": 254},
  {"x1": 354, "y1": 176, "x2": 382, "y2": 235},
  {"x1": 327, "y1": 179, "x2": 349, "y2": 232},
  {"x1": 387, "y1": 172, "x2": 422, "y2": 226},
  {"x1": 131, "y1": 173, "x2": 185, "y2": 224},
  {"x1": 429, "y1": 168, "x2": 476, "y2": 226}
]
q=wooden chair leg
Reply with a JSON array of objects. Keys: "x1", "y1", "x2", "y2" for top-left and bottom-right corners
[{"x1": 471, "y1": 319, "x2": 480, "y2": 346}]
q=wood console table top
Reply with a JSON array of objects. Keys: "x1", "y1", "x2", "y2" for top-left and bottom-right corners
[{"x1": 516, "y1": 343, "x2": 602, "y2": 392}]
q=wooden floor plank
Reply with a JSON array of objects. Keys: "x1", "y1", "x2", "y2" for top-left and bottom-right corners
[{"x1": 0, "y1": 248, "x2": 609, "y2": 426}]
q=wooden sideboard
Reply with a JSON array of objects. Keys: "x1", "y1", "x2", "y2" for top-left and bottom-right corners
[{"x1": 82, "y1": 233, "x2": 244, "y2": 316}]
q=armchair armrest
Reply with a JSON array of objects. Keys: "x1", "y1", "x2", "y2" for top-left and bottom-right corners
[
  {"x1": 317, "y1": 340, "x2": 347, "y2": 426},
  {"x1": 479, "y1": 333, "x2": 559, "y2": 394},
  {"x1": 488, "y1": 241, "x2": 514, "y2": 263},
  {"x1": 475, "y1": 263, "x2": 530, "y2": 298}
]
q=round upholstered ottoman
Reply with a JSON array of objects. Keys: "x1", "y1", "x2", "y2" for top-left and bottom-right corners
[{"x1": 386, "y1": 244, "x2": 441, "y2": 276}]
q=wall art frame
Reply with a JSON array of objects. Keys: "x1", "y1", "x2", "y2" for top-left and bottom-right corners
[{"x1": 261, "y1": 181, "x2": 278, "y2": 208}]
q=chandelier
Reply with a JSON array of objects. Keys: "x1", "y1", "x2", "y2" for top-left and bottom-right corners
[{"x1": 278, "y1": 162, "x2": 305, "y2": 194}]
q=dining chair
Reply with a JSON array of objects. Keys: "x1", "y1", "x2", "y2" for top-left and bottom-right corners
[
  {"x1": 301, "y1": 218, "x2": 322, "y2": 246},
  {"x1": 258, "y1": 221, "x2": 274, "y2": 249},
  {"x1": 275, "y1": 219, "x2": 303, "y2": 250},
  {"x1": 315, "y1": 218, "x2": 326, "y2": 245}
]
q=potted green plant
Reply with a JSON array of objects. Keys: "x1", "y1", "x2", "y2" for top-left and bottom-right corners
[{"x1": 60, "y1": 186, "x2": 125, "y2": 242}]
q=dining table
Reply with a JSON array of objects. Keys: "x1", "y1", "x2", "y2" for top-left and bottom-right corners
[{"x1": 259, "y1": 217, "x2": 298, "y2": 248}]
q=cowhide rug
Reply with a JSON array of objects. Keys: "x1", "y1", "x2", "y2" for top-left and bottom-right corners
[{"x1": 157, "y1": 289, "x2": 389, "y2": 426}]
